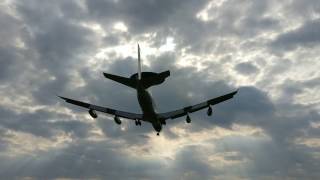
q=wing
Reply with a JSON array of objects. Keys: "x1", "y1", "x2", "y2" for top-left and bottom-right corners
[
  {"x1": 159, "y1": 90, "x2": 238, "y2": 120},
  {"x1": 58, "y1": 96, "x2": 142, "y2": 120}
]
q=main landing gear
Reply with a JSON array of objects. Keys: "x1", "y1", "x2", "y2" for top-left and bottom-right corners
[
  {"x1": 135, "y1": 120, "x2": 141, "y2": 126},
  {"x1": 157, "y1": 132, "x2": 159, "y2": 136}
]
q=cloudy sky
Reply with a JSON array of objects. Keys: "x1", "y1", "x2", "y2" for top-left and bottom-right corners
[{"x1": 0, "y1": 0, "x2": 320, "y2": 179}]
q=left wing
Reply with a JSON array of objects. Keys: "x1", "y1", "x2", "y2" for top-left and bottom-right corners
[
  {"x1": 158, "y1": 90, "x2": 238, "y2": 120},
  {"x1": 58, "y1": 96, "x2": 142, "y2": 120}
]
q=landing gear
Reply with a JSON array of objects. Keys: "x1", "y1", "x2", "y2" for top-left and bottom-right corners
[
  {"x1": 157, "y1": 132, "x2": 159, "y2": 136},
  {"x1": 160, "y1": 119, "x2": 166, "y2": 125},
  {"x1": 135, "y1": 120, "x2": 141, "y2": 126},
  {"x1": 207, "y1": 105, "x2": 212, "y2": 116},
  {"x1": 186, "y1": 113, "x2": 191, "y2": 123}
]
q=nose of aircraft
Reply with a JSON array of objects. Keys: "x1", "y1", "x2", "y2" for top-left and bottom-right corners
[{"x1": 152, "y1": 122, "x2": 162, "y2": 133}]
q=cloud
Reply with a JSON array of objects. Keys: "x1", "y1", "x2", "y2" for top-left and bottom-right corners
[
  {"x1": 270, "y1": 19, "x2": 320, "y2": 51},
  {"x1": 234, "y1": 62, "x2": 259, "y2": 75},
  {"x1": 0, "y1": 140, "x2": 168, "y2": 179},
  {"x1": 0, "y1": 0, "x2": 319, "y2": 179},
  {"x1": 0, "y1": 106, "x2": 92, "y2": 138},
  {"x1": 86, "y1": 0, "x2": 208, "y2": 33}
]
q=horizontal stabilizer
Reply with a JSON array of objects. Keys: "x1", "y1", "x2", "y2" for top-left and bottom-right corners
[
  {"x1": 140, "y1": 70, "x2": 170, "y2": 89},
  {"x1": 103, "y1": 72, "x2": 137, "y2": 88}
]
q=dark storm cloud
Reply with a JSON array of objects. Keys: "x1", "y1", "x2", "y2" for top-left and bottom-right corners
[{"x1": 270, "y1": 19, "x2": 320, "y2": 51}]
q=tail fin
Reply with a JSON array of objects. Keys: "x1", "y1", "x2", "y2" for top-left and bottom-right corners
[
  {"x1": 102, "y1": 45, "x2": 170, "y2": 89},
  {"x1": 138, "y1": 44, "x2": 142, "y2": 80}
]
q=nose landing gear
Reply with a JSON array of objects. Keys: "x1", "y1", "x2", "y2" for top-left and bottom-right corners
[{"x1": 157, "y1": 132, "x2": 159, "y2": 136}]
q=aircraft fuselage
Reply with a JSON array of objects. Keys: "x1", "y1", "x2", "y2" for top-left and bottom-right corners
[{"x1": 136, "y1": 84, "x2": 162, "y2": 133}]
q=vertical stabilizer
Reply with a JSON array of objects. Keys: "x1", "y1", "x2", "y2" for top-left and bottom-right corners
[{"x1": 138, "y1": 44, "x2": 142, "y2": 80}]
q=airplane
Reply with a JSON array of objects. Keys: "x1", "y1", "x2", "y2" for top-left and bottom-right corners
[{"x1": 58, "y1": 44, "x2": 238, "y2": 135}]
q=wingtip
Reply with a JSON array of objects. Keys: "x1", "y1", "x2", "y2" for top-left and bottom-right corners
[
  {"x1": 102, "y1": 72, "x2": 108, "y2": 76},
  {"x1": 57, "y1": 95, "x2": 67, "y2": 101},
  {"x1": 103, "y1": 72, "x2": 111, "y2": 78},
  {"x1": 231, "y1": 89, "x2": 238, "y2": 96}
]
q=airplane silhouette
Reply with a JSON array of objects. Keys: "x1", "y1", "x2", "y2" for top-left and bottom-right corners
[{"x1": 58, "y1": 44, "x2": 237, "y2": 135}]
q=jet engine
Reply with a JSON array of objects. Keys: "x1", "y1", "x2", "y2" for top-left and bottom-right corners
[
  {"x1": 114, "y1": 116, "x2": 121, "y2": 125},
  {"x1": 186, "y1": 114, "x2": 191, "y2": 123},
  {"x1": 89, "y1": 109, "x2": 97, "y2": 118},
  {"x1": 207, "y1": 106, "x2": 212, "y2": 116}
]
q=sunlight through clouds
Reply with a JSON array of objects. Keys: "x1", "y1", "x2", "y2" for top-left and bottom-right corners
[
  {"x1": 159, "y1": 37, "x2": 176, "y2": 52},
  {"x1": 113, "y1": 21, "x2": 128, "y2": 32},
  {"x1": 0, "y1": 0, "x2": 319, "y2": 179}
]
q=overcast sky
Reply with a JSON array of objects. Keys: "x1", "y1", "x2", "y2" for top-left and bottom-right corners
[{"x1": 0, "y1": 0, "x2": 320, "y2": 179}]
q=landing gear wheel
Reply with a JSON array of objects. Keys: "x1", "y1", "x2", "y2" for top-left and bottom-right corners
[
  {"x1": 135, "y1": 120, "x2": 138, "y2": 126},
  {"x1": 157, "y1": 133, "x2": 159, "y2": 136},
  {"x1": 138, "y1": 120, "x2": 142, "y2": 126}
]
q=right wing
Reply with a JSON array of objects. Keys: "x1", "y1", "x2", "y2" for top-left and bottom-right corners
[
  {"x1": 58, "y1": 96, "x2": 142, "y2": 120},
  {"x1": 159, "y1": 90, "x2": 238, "y2": 120}
]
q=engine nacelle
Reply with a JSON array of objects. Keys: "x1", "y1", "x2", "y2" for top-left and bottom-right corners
[
  {"x1": 207, "y1": 106, "x2": 212, "y2": 116},
  {"x1": 114, "y1": 116, "x2": 121, "y2": 125},
  {"x1": 186, "y1": 114, "x2": 191, "y2": 123},
  {"x1": 89, "y1": 109, "x2": 97, "y2": 118}
]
